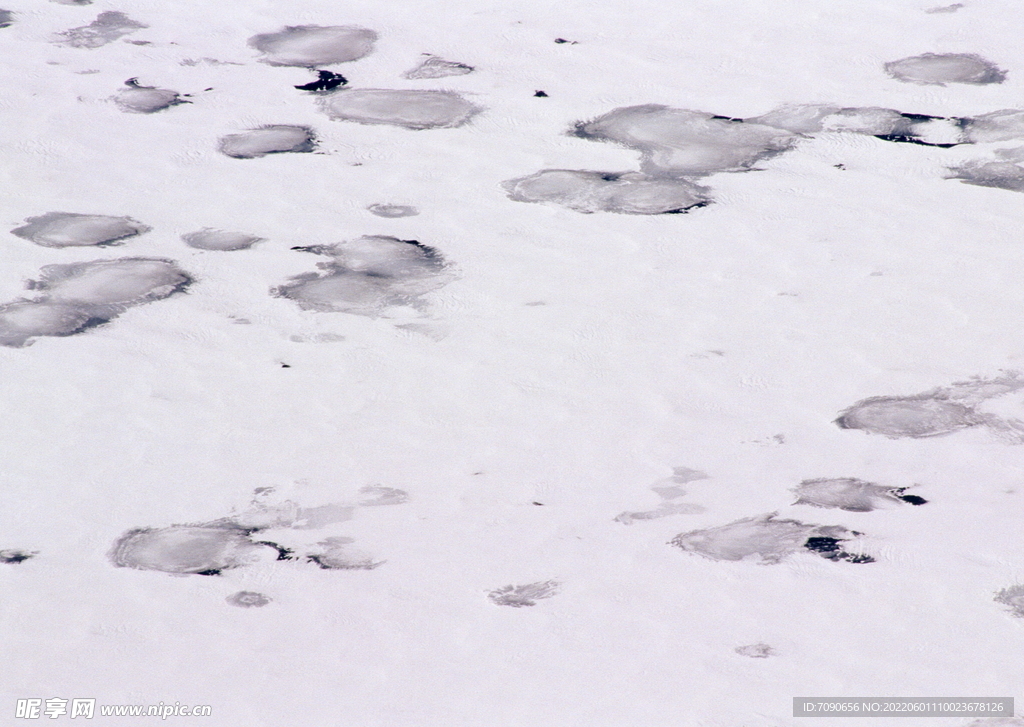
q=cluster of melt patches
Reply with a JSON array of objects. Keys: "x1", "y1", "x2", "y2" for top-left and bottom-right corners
[
  {"x1": 106, "y1": 486, "x2": 409, "y2": 607},
  {"x1": 504, "y1": 53, "x2": 1024, "y2": 214},
  {"x1": 1, "y1": 210, "x2": 456, "y2": 346}
]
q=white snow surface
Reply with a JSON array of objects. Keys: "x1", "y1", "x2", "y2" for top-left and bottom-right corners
[{"x1": 2, "y1": 0, "x2": 1024, "y2": 725}]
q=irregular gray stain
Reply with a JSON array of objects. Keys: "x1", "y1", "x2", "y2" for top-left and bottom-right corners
[
  {"x1": 248, "y1": 25, "x2": 377, "y2": 67},
  {"x1": 273, "y1": 236, "x2": 455, "y2": 317},
  {"x1": 0, "y1": 9, "x2": 13, "y2": 27},
  {"x1": 52, "y1": 0, "x2": 93, "y2": 4},
  {"x1": 884, "y1": 53, "x2": 1006, "y2": 86},
  {"x1": 55, "y1": 11, "x2": 147, "y2": 48},
  {"x1": 109, "y1": 524, "x2": 278, "y2": 575},
  {"x1": 734, "y1": 643, "x2": 776, "y2": 658},
  {"x1": 952, "y1": 147, "x2": 1024, "y2": 192},
  {"x1": 994, "y1": 585, "x2": 1024, "y2": 618},
  {"x1": 963, "y1": 110, "x2": 1024, "y2": 143},
  {"x1": 926, "y1": 2, "x2": 963, "y2": 11},
  {"x1": 793, "y1": 478, "x2": 927, "y2": 511},
  {"x1": 318, "y1": 89, "x2": 481, "y2": 130},
  {"x1": 836, "y1": 373, "x2": 1024, "y2": 441},
  {"x1": 403, "y1": 56, "x2": 474, "y2": 80},
  {"x1": 182, "y1": 229, "x2": 265, "y2": 251},
  {"x1": 306, "y1": 537, "x2": 383, "y2": 570},
  {"x1": 218, "y1": 125, "x2": 316, "y2": 159},
  {"x1": 0, "y1": 258, "x2": 192, "y2": 347},
  {"x1": 226, "y1": 591, "x2": 271, "y2": 608},
  {"x1": 358, "y1": 485, "x2": 410, "y2": 507},
  {"x1": 180, "y1": 57, "x2": 241, "y2": 66},
  {"x1": 368, "y1": 203, "x2": 419, "y2": 218},
  {"x1": 670, "y1": 513, "x2": 872, "y2": 565},
  {"x1": 488, "y1": 580, "x2": 561, "y2": 607},
  {"x1": 12, "y1": 212, "x2": 151, "y2": 248},
  {"x1": 616, "y1": 502, "x2": 705, "y2": 524},
  {"x1": 504, "y1": 170, "x2": 710, "y2": 215},
  {"x1": 114, "y1": 78, "x2": 188, "y2": 114},
  {"x1": 573, "y1": 105, "x2": 798, "y2": 177},
  {"x1": 837, "y1": 396, "x2": 982, "y2": 438},
  {"x1": 0, "y1": 549, "x2": 36, "y2": 563}
]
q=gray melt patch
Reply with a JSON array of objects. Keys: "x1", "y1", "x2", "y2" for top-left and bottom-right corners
[
  {"x1": 55, "y1": 11, "x2": 147, "y2": 48},
  {"x1": 0, "y1": 9, "x2": 13, "y2": 27},
  {"x1": 248, "y1": 25, "x2": 377, "y2": 67},
  {"x1": 182, "y1": 229, "x2": 264, "y2": 251},
  {"x1": 670, "y1": 513, "x2": 870, "y2": 565},
  {"x1": 734, "y1": 643, "x2": 776, "y2": 658},
  {"x1": 574, "y1": 105, "x2": 797, "y2": 177},
  {"x1": 926, "y1": 3, "x2": 963, "y2": 12},
  {"x1": 793, "y1": 478, "x2": 921, "y2": 511},
  {"x1": 994, "y1": 585, "x2": 1024, "y2": 618},
  {"x1": 503, "y1": 169, "x2": 710, "y2": 214},
  {"x1": 836, "y1": 395, "x2": 982, "y2": 438},
  {"x1": 368, "y1": 203, "x2": 419, "y2": 218},
  {"x1": 114, "y1": 80, "x2": 187, "y2": 114},
  {"x1": 52, "y1": 0, "x2": 93, "y2": 4},
  {"x1": 307, "y1": 537, "x2": 382, "y2": 570},
  {"x1": 403, "y1": 56, "x2": 474, "y2": 80},
  {"x1": 615, "y1": 502, "x2": 705, "y2": 524},
  {"x1": 219, "y1": 125, "x2": 316, "y2": 159},
  {"x1": 953, "y1": 148, "x2": 1024, "y2": 192},
  {"x1": 885, "y1": 53, "x2": 1005, "y2": 86},
  {"x1": 961, "y1": 110, "x2": 1024, "y2": 143},
  {"x1": 226, "y1": 591, "x2": 271, "y2": 608},
  {"x1": 488, "y1": 580, "x2": 561, "y2": 607},
  {"x1": 319, "y1": 89, "x2": 481, "y2": 130},
  {"x1": 0, "y1": 257, "x2": 191, "y2": 347},
  {"x1": 109, "y1": 525, "x2": 276, "y2": 575},
  {"x1": 0, "y1": 549, "x2": 36, "y2": 563},
  {"x1": 12, "y1": 212, "x2": 150, "y2": 248},
  {"x1": 273, "y1": 236, "x2": 455, "y2": 316},
  {"x1": 358, "y1": 485, "x2": 409, "y2": 506}
]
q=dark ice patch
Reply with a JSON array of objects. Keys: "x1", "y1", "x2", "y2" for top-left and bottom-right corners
[
  {"x1": 368, "y1": 203, "x2": 419, "y2": 218},
  {"x1": 12, "y1": 212, "x2": 150, "y2": 248},
  {"x1": 503, "y1": 169, "x2": 710, "y2": 214},
  {"x1": 218, "y1": 125, "x2": 316, "y2": 159},
  {"x1": 114, "y1": 79, "x2": 188, "y2": 114},
  {"x1": 926, "y1": 3, "x2": 963, "y2": 12},
  {"x1": 249, "y1": 25, "x2": 377, "y2": 67},
  {"x1": 55, "y1": 11, "x2": 146, "y2": 48},
  {"x1": 995, "y1": 585, "x2": 1024, "y2": 618},
  {"x1": 273, "y1": 235, "x2": 455, "y2": 316},
  {"x1": 0, "y1": 258, "x2": 191, "y2": 347},
  {"x1": 52, "y1": 0, "x2": 93, "y2": 4},
  {"x1": 318, "y1": 88, "x2": 481, "y2": 130},
  {"x1": 488, "y1": 580, "x2": 560, "y2": 607},
  {"x1": 0, "y1": 549, "x2": 36, "y2": 564},
  {"x1": 182, "y1": 229, "x2": 264, "y2": 251},
  {"x1": 735, "y1": 643, "x2": 776, "y2": 658},
  {"x1": 885, "y1": 53, "x2": 1006, "y2": 86},
  {"x1": 109, "y1": 525, "x2": 278, "y2": 575},
  {"x1": 226, "y1": 591, "x2": 271, "y2": 608},
  {"x1": 0, "y1": 9, "x2": 13, "y2": 27},
  {"x1": 670, "y1": 513, "x2": 870, "y2": 565},
  {"x1": 295, "y1": 70, "x2": 347, "y2": 92},
  {"x1": 403, "y1": 56, "x2": 474, "y2": 80},
  {"x1": 793, "y1": 478, "x2": 926, "y2": 511}
]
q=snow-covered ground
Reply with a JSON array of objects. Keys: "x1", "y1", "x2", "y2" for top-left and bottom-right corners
[{"x1": 2, "y1": 0, "x2": 1023, "y2": 725}]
